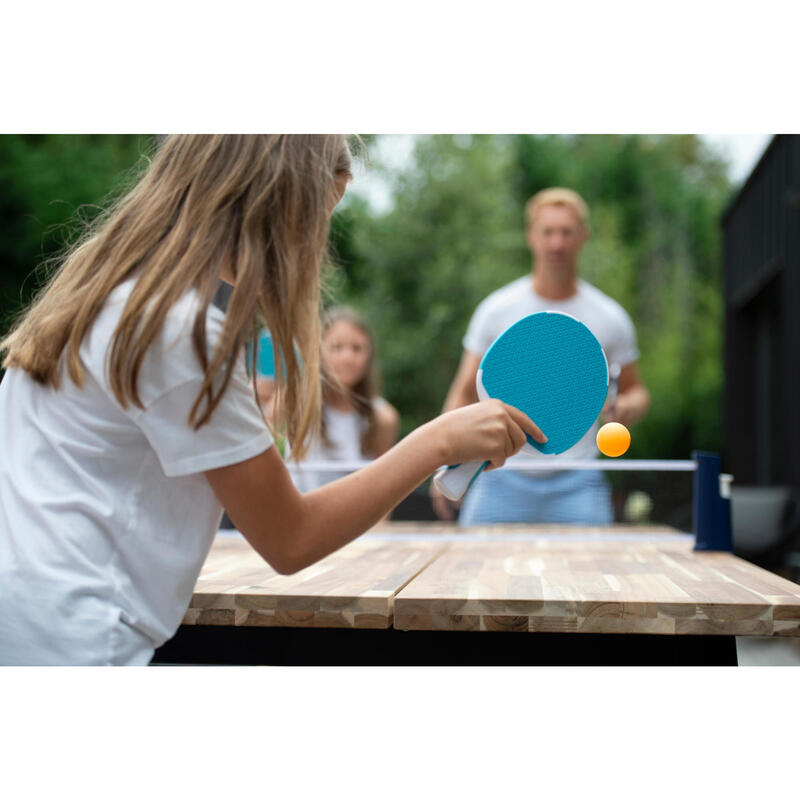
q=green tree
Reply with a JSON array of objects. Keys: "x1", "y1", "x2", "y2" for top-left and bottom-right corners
[
  {"x1": 332, "y1": 135, "x2": 528, "y2": 434},
  {"x1": 0, "y1": 134, "x2": 733, "y2": 466},
  {"x1": 332, "y1": 134, "x2": 732, "y2": 462},
  {"x1": 0, "y1": 135, "x2": 153, "y2": 335}
]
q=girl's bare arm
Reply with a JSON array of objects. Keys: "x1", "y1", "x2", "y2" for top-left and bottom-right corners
[{"x1": 205, "y1": 401, "x2": 543, "y2": 574}]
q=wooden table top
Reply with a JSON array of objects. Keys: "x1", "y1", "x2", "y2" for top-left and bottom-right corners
[
  {"x1": 185, "y1": 532, "x2": 445, "y2": 629},
  {"x1": 187, "y1": 525, "x2": 800, "y2": 636}
]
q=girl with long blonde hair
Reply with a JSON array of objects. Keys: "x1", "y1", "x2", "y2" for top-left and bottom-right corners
[
  {"x1": 287, "y1": 305, "x2": 399, "y2": 492},
  {"x1": 0, "y1": 135, "x2": 543, "y2": 665}
]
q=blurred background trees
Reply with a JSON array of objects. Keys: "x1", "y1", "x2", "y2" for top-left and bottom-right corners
[
  {"x1": 0, "y1": 133, "x2": 154, "y2": 333},
  {"x1": 333, "y1": 134, "x2": 731, "y2": 460},
  {"x1": 0, "y1": 134, "x2": 732, "y2": 463}
]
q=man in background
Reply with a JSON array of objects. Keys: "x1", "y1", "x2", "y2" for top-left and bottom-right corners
[{"x1": 431, "y1": 187, "x2": 650, "y2": 524}]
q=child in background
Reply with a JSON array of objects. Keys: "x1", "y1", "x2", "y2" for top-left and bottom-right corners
[
  {"x1": 0, "y1": 135, "x2": 543, "y2": 665},
  {"x1": 288, "y1": 306, "x2": 399, "y2": 492}
]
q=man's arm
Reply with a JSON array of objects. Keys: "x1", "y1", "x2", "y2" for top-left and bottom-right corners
[
  {"x1": 442, "y1": 350, "x2": 481, "y2": 412},
  {"x1": 605, "y1": 362, "x2": 650, "y2": 428}
]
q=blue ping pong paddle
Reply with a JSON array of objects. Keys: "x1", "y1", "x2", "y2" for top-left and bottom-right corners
[
  {"x1": 256, "y1": 329, "x2": 276, "y2": 378},
  {"x1": 433, "y1": 311, "x2": 609, "y2": 501}
]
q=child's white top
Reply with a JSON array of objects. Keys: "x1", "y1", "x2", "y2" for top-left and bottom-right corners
[
  {"x1": 288, "y1": 398, "x2": 389, "y2": 492},
  {"x1": 0, "y1": 278, "x2": 272, "y2": 665}
]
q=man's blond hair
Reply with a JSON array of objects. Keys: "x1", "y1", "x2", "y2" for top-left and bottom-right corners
[{"x1": 525, "y1": 187, "x2": 590, "y2": 229}]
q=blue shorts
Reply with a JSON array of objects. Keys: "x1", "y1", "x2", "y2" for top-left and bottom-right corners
[{"x1": 458, "y1": 468, "x2": 613, "y2": 526}]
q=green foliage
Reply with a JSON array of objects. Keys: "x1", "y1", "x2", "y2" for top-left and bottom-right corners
[
  {"x1": 332, "y1": 134, "x2": 732, "y2": 458},
  {"x1": 331, "y1": 135, "x2": 529, "y2": 432},
  {"x1": 0, "y1": 134, "x2": 733, "y2": 461},
  {"x1": 0, "y1": 134, "x2": 154, "y2": 332}
]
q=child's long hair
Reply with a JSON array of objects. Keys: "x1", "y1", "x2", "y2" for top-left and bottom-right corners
[
  {"x1": 1, "y1": 135, "x2": 353, "y2": 459},
  {"x1": 320, "y1": 306, "x2": 382, "y2": 457}
]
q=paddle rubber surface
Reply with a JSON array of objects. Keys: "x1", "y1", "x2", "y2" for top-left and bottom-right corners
[
  {"x1": 479, "y1": 311, "x2": 608, "y2": 454},
  {"x1": 257, "y1": 329, "x2": 275, "y2": 378}
]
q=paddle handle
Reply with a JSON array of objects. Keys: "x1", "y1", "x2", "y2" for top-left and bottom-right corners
[{"x1": 433, "y1": 460, "x2": 489, "y2": 502}]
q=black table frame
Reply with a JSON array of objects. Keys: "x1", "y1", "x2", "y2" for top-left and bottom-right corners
[{"x1": 153, "y1": 625, "x2": 738, "y2": 666}]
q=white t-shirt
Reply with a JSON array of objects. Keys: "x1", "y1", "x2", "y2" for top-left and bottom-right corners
[
  {"x1": 288, "y1": 398, "x2": 389, "y2": 492},
  {"x1": 462, "y1": 275, "x2": 639, "y2": 465},
  {"x1": 0, "y1": 278, "x2": 272, "y2": 665}
]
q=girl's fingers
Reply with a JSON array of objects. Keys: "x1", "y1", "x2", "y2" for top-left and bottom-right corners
[
  {"x1": 508, "y1": 418, "x2": 526, "y2": 455},
  {"x1": 486, "y1": 456, "x2": 505, "y2": 471},
  {"x1": 501, "y1": 402, "x2": 547, "y2": 444}
]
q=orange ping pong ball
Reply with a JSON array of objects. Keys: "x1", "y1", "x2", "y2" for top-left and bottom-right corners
[{"x1": 596, "y1": 422, "x2": 630, "y2": 457}]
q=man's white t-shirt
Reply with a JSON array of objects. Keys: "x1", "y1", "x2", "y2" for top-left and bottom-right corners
[
  {"x1": 288, "y1": 398, "x2": 390, "y2": 492},
  {"x1": 0, "y1": 279, "x2": 272, "y2": 665},
  {"x1": 462, "y1": 275, "x2": 639, "y2": 465}
]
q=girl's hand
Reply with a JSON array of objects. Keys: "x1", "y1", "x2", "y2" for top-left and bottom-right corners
[
  {"x1": 434, "y1": 400, "x2": 546, "y2": 471},
  {"x1": 207, "y1": 400, "x2": 545, "y2": 574}
]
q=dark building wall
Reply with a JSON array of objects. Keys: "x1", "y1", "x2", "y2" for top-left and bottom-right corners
[{"x1": 722, "y1": 135, "x2": 800, "y2": 488}]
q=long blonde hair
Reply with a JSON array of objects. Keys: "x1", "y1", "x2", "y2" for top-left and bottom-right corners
[{"x1": 1, "y1": 135, "x2": 353, "y2": 459}]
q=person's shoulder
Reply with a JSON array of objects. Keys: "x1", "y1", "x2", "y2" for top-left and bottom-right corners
[
  {"x1": 373, "y1": 395, "x2": 399, "y2": 416},
  {"x1": 165, "y1": 285, "x2": 224, "y2": 342},
  {"x1": 487, "y1": 274, "x2": 530, "y2": 302},
  {"x1": 478, "y1": 275, "x2": 531, "y2": 312},
  {"x1": 372, "y1": 396, "x2": 399, "y2": 425},
  {"x1": 578, "y1": 280, "x2": 634, "y2": 324},
  {"x1": 94, "y1": 277, "x2": 216, "y2": 342},
  {"x1": 84, "y1": 278, "x2": 226, "y2": 397}
]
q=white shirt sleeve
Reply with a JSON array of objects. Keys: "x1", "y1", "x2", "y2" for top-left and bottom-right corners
[
  {"x1": 605, "y1": 308, "x2": 640, "y2": 368},
  {"x1": 462, "y1": 296, "x2": 497, "y2": 357},
  {"x1": 132, "y1": 364, "x2": 273, "y2": 478},
  {"x1": 93, "y1": 286, "x2": 273, "y2": 478}
]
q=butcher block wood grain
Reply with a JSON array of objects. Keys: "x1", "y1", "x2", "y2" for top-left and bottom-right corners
[
  {"x1": 393, "y1": 536, "x2": 800, "y2": 636},
  {"x1": 380, "y1": 522, "x2": 681, "y2": 536},
  {"x1": 183, "y1": 534, "x2": 446, "y2": 629}
]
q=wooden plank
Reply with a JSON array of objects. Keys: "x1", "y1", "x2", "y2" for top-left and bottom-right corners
[
  {"x1": 393, "y1": 536, "x2": 800, "y2": 636},
  {"x1": 379, "y1": 522, "x2": 681, "y2": 536},
  {"x1": 185, "y1": 533, "x2": 446, "y2": 629}
]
